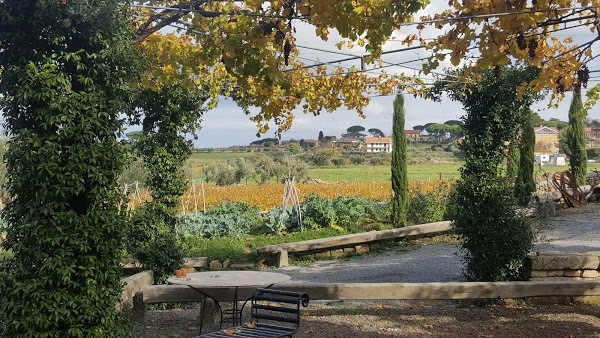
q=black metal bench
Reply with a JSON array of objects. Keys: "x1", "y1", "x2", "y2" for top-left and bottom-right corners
[{"x1": 197, "y1": 288, "x2": 309, "y2": 338}]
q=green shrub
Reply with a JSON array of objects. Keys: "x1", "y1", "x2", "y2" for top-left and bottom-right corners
[
  {"x1": 181, "y1": 236, "x2": 249, "y2": 262},
  {"x1": 127, "y1": 205, "x2": 183, "y2": 282},
  {"x1": 587, "y1": 148, "x2": 600, "y2": 160},
  {"x1": 177, "y1": 213, "x2": 253, "y2": 238},
  {"x1": 448, "y1": 176, "x2": 533, "y2": 282},
  {"x1": 265, "y1": 207, "x2": 293, "y2": 234},
  {"x1": 299, "y1": 194, "x2": 337, "y2": 230},
  {"x1": 332, "y1": 196, "x2": 385, "y2": 229},
  {"x1": 266, "y1": 195, "x2": 386, "y2": 233},
  {"x1": 208, "y1": 201, "x2": 264, "y2": 231},
  {"x1": 407, "y1": 191, "x2": 447, "y2": 224}
]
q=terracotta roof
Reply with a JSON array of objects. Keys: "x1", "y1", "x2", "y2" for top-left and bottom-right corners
[
  {"x1": 405, "y1": 130, "x2": 421, "y2": 134},
  {"x1": 365, "y1": 137, "x2": 392, "y2": 143},
  {"x1": 534, "y1": 126, "x2": 559, "y2": 134}
]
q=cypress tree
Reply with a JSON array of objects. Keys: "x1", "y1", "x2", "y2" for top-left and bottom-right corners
[
  {"x1": 566, "y1": 89, "x2": 588, "y2": 186},
  {"x1": 515, "y1": 113, "x2": 536, "y2": 207},
  {"x1": 391, "y1": 94, "x2": 409, "y2": 227},
  {"x1": 506, "y1": 138, "x2": 520, "y2": 179}
]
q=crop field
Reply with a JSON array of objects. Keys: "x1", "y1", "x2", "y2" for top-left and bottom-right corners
[
  {"x1": 126, "y1": 180, "x2": 453, "y2": 212},
  {"x1": 178, "y1": 180, "x2": 452, "y2": 212},
  {"x1": 309, "y1": 163, "x2": 462, "y2": 182}
]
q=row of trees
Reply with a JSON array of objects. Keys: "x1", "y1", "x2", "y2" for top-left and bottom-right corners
[{"x1": 203, "y1": 155, "x2": 309, "y2": 185}]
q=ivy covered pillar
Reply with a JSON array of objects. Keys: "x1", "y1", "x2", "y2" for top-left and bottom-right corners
[{"x1": 0, "y1": 1, "x2": 140, "y2": 336}]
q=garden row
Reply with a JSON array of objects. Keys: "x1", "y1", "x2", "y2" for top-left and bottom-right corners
[{"x1": 147, "y1": 186, "x2": 452, "y2": 269}]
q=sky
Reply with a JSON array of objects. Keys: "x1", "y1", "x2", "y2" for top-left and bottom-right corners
[{"x1": 158, "y1": 3, "x2": 600, "y2": 148}]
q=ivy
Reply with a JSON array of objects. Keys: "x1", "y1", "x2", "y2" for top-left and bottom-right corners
[
  {"x1": 126, "y1": 85, "x2": 207, "y2": 282},
  {"x1": 0, "y1": 1, "x2": 141, "y2": 335},
  {"x1": 436, "y1": 66, "x2": 539, "y2": 282}
]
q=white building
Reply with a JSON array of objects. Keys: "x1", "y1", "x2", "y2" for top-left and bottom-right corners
[
  {"x1": 365, "y1": 136, "x2": 392, "y2": 153},
  {"x1": 534, "y1": 154, "x2": 550, "y2": 164}
]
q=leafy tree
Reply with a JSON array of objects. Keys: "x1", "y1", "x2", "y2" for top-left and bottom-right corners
[
  {"x1": 318, "y1": 131, "x2": 324, "y2": 141},
  {"x1": 135, "y1": 1, "x2": 429, "y2": 135},
  {"x1": 437, "y1": 66, "x2": 538, "y2": 282},
  {"x1": 346, "y1": 125, "x2": 366, "y2": 134},
  {"x1": 204, "y1": 161, "x2": 237, "y2": 185},
  {"x1": 444, "y1": 120, "x2": 462, "y2": 126},
  {"x1": 0, "y1": 0, "x2": 142, "y2": 335},
  {"x1": 530, "y1": 112, "x2": 544, "y2": 127},
  {"x1": 368, "y1": 128, "x2": 385, "y2": 137},
  {"x1": 445, "y1": 124, "x2": 463, "y2": 140},
  {"x1": 414, "y1": 1, "x2": 598, "y2": 100},
  {"x1": 423, "y1": 122, "x2": 436, "y2": 130},
  {"x1": 251, "y1": 155, "x2": 277, "y2": 184},
  {"x1": 412, "y1": 125, "x2": 425, "y2": 131},
  {"x1": 251, "y1": 138, "x2": 279, "y2": 146},
  {"x1": 566, "y1": 89, "x2": 588, "y2": 185},
  {"x1": 391, "y1": 94, "x2": 408, "y2": 227},
  {"x1": 425, "y1": 123, "x2": 448, "y2": 142},
  {"x1": 542, "y1": 118, "x2": 568, "y2": 130},
  {"x1": 287, "y1": 142, "x2": 303, "y2": 155},
  {"x1": 234, "y1": 157, "x2": 255, "y2": 185}
]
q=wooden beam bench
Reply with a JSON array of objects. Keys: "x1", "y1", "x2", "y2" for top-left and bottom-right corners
[
  {"x1": 256, "y1": 221, "x2": 452, "y2": 267},
  {"x1": 143, "y1": 280, "x2": 600, "y2": 303}
]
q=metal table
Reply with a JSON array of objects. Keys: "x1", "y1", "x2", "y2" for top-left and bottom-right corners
[{"x1": 168, "y1": 271, "x2": 291, "y2": 334}]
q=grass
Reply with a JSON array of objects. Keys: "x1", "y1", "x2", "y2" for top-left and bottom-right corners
[
  {"x1": 180, "y1": 228, "x2": 350, "y2": 263},
  {"x1": 188, "y1": 151, "x2": 600, "y2": 184},
  {"x1": 309, "y1": 163, "x2": 462, "y2": 182}
]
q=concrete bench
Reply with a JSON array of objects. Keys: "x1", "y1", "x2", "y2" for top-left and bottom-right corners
[{"x1": 257, "y1": 221, "x2": 452, "y2": 267}]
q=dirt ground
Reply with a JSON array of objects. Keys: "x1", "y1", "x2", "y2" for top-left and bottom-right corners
[{"x1": 134, "y1": 299, "x2": 600, "y2": 337}]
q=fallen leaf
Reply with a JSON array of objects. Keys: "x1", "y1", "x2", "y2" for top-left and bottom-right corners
[
  {"x1": 223, "y1": 329, "x2": 241, "y2": 335},
  {"x1": 243, "y1": 322, "x2": 257, "y2": 329}
]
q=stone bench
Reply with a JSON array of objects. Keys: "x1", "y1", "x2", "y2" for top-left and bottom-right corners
[
  {"x1": 256, "y1": 221, "x2": 452, "y2": 267},
  {"x1": 526, "y1": 252, "x2": 600, "y2": 280}
]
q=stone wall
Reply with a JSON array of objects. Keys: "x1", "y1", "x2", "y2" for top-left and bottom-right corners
[{"x1": 525, "y1": 252, "x2": 600, "y2": 280}]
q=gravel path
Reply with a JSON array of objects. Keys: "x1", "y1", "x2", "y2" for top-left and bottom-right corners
[{"x1": 277, "y1": 203, "x2": 600, "y2": 284}]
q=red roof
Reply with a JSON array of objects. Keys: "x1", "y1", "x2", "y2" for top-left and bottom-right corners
[
  {"x1": 365, "y1": 137, "x2": 392, "y2": 143},
  {"x1": 405, "y1": 130, "x2": 421, "y2": 134}
]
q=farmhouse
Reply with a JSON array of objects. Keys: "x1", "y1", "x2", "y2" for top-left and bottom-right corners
[
  {"x1": 534, "y1": 126, "x2": 560, "y2": 154},
  {"x1": 365, "y1": 136, "x2": 392, "y2": 153},
  {"x1": 405, "y1": 129, "x2": 421, "y2": 142}
]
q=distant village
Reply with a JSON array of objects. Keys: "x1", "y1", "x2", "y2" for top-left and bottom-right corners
[{"x1": 201, "y1": 120, "x2": 600, "y2": 166}]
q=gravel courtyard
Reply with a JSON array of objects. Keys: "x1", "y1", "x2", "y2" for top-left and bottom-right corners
[{"x1": 135, "y1": 203, "x2": 600, "y2": 337}]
